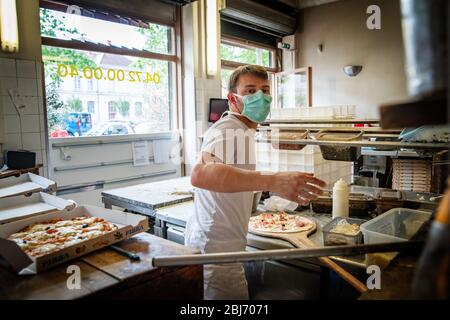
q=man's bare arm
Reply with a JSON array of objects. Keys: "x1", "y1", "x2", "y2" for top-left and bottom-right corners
[{"x1": 191, "y1": 152, "x2": 326, "y2": 205}]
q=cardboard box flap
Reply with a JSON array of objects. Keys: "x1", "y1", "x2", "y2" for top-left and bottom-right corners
[
  {"x1": 81, "y1": 205, "x2": 147, "y2": 226},
  {"x1": 0, "y1": 238, "x2": 33, "y2": 273},
  {"x1": 0, "y1": 173, "x2": 57, "y2": 199},
  {"x1": 0, "y1": 192, "x2": 76, "y2": 224}
]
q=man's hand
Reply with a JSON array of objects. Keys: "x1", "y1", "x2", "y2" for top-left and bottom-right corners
[{"x1": 269, "y1": 172, "x2": 326, "y2": 206}]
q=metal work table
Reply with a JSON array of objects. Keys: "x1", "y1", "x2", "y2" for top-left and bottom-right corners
[{"x1": 101, "y1": 176, "x2": 193, "y2": 236}]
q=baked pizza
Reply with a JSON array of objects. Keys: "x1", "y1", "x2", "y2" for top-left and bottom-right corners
[
  {"x1": 8, "y1": 216, "x2": 118, "y2": 257},
  {"x1": 249, "y1": 211, "x2": 314, "y2": 233}
]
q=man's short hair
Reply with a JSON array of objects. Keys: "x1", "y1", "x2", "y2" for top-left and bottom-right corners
[{"x1": 228, "y1": 65, "x2": 269, "y2": 93}]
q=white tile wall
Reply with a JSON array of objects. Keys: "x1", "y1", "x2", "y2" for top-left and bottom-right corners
[
  {"x1": 41, "y1": 149, "x2": 48, "y2": 167},
  {"x1": 38, "y1": 98, "x2": 44, "y2": 115},
  {"x1": 23, "y1": 96, "x2": 40, "y2": 115},
  {"x1": 36, "y1": 62, "x2": 43, "y2": 79},
  {"x1": 0, "y1": 58, "x2": 16, "y2": 77},
  {"x1": 256, "y1": 144, "x2": 354, "y2": 188},
  {"x1": 21, "y1": 115, "x2": 41, "y2": 133},
  {"x1": 4, "y1": 115, "x2": 21, "y2": 133},
  {"x1": 18, "y1": 78, "x2": 38, "y2": 97},
  {"x1": 0, "y1": 58, "x2": 47, "y2": 171},
  {"x1": 4, "y1": 133, "x2": 22, "y2": 150},
  {"x1": 1, "y1": 95, "x2": 16, "y2": 115},
  {"x1": 16, "y1": 60, "x2": 37, "y2": 78},
  {"x1": 0, "y1": 77, "x2": 18, "y2": 95},
  {"x1": 40, "y1": 131, "x2": 47, "y2": 151},
  {"x1": 22, "y1": 132, "x2": 42, "y2": 150},
  {"x1": 39, "y1": 115, "x2": 45, "y2": 133}
]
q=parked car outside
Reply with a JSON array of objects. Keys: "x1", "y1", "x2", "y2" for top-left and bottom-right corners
[
  {"x1": 85, "y1": 120, "x2": 135, "y2": 136},
  {"x1": 133, "y1": 121, "x2": 158, "y2": 134}
]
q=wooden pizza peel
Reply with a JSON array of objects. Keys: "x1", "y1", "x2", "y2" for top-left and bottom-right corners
[{"x1": 248, "y1": 218, "x2": 368, "y2": 293}]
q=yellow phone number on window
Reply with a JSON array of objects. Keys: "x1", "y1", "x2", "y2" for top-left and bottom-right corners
[{"x1": 57, "y1": 64, "x2": 161, "y2": 84}]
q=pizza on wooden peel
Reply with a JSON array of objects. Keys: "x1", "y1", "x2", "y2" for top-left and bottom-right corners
[{"x1": 249, "y1": 211, "x2": 314, "y2": 233}]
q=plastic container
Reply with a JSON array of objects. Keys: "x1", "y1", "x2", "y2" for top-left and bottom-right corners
[
  {"x1": 322, "y1": 217, "x2": 366, "y2": 246},
  {"x1": 374, "y1": 189, "x2": 405, "y2": 215},
  {"x1": 332, "y1": 179, "x2": 349, "y2": 219},
  {"x1": 314, "y1": 130, "x2": 363, "y2": 161},
  {"x1": 360, "y1": 208, "x2": 432, "y2": 244}
]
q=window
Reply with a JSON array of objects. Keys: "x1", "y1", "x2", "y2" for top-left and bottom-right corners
[
  {"x1": 106, "y1": 124, "x2": 129, "y2": 135},
  {"x1": 276, "y1": 68, "x2": 312, "y2": 109},
  {"x1": 74, "y1": 76, "x2": 81, "y2": 89},
  {"x1": 135, "y1": 102, "x2": 143, "y2": 117},
  {"x1": 220, "y1": 38, "x2": 278, "y2": 98},
  {"x1": 221, "y1": 43, "x2": 273, "y2": 68},
  {"x1": 108, "y1": 101, "x2": 117, "y2": 120},
  {"x1": 87, "y1": 78, "x2": 94, "y2": 91},
  {"x1": 87, "y1": 101, "x2": 95, "y2": 114},
  {"x1": 40, "y1": 4, "x2": 177, "y2": 138}
]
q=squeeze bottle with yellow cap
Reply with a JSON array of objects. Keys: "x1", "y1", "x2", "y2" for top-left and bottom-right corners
[{"x1": 332, "y1": 179, "x2": 349, "y2": 219}]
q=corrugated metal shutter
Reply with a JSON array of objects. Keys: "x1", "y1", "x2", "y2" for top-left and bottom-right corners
[{"x1": 49, "y1": 0, "x2": 178, "y2": 25}]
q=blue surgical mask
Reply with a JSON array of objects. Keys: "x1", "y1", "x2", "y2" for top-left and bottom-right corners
[{"x1": 233, "y1": 90, "x2": 272, "y2": 123}]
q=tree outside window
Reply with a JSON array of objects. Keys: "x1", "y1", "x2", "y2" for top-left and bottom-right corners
[{"x1": 66, "y1": 97, "x2": 83, "y2": 112}]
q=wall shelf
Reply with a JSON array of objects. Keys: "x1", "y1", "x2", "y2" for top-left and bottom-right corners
[
  {"x1": 258, "y1": 126, "x2": 402, "y2": 134},
  {"x1": 261, "y1": 118, "x2": 381, "y2": 125},
  {"x1": 256, "y1": 138, "x2": 450, "y2": 150}
]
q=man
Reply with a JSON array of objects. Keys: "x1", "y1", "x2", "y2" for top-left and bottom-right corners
[{"x1": 185, "y1": 65, "x2": 326, "y2": 300}]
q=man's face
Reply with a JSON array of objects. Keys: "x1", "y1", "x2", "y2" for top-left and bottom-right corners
[{"x1": 228, "y1": 74, "x2": 270, "y2": 113}]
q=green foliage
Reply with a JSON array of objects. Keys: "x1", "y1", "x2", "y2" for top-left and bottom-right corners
[
  {"x1": 46, "y1": 81, "x2": 68, "y2": 130},
  {"x1": 116, "y1": 100, "x2": 130, "y2": 117},
  {"x1": 66, "y1": 96, "x2": 83, "y2": 112},
  {"x1": 138, "y1": 23, "x2": 170, "y2": 54},
  {"x1": 40, "y1": 8, "x2": 79, "y2": 38},
  {"x1": 220, "y1": 43, "x2": 271, "y2": 67},
  {"x1": 40, "y1": 8, "x2": 96, "y2": 133}
]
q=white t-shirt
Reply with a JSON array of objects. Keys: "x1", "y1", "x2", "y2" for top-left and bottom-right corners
[{"x1": 185, "y1": 113, "x2": 256, "y2": 253}]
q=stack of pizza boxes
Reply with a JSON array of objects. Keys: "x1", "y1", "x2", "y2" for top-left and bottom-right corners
[{"x1": 0, "y1": 172, "x2": 148, "y2": 274}]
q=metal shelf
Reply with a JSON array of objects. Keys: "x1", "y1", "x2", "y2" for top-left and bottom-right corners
[
  {"x1": 262, "y1": 118, "x2": 381, "y2": 125},
  {"x1": 257, "y1": 138, "x2": 450, "y2": 150},
  {"x1": 257, "y1": 126, "x2": 401, "y2": 134},
  {"x1": 361, "y1": 148, "x2": 422, "y2": 157}
]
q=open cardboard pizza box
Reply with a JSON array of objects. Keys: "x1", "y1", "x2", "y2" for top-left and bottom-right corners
[
  {"x1": 0, "y1": 192, "x2": 75, "y2": 224},
  {"x1": 0, "y1": 173, "x2": 57, "y2": 199},
  {"x1": 0, "y1": 205, "x2": 149, "y2": 274}
]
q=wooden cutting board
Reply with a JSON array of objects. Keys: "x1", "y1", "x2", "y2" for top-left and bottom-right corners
[{"x1": 248, "y1": 218, "x2": 368, "y2": 293}]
